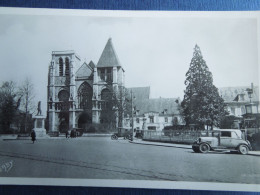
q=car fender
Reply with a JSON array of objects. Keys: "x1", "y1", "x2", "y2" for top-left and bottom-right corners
[{"x1": 236, "y1": 143, "x2": 251, "y2": 151}]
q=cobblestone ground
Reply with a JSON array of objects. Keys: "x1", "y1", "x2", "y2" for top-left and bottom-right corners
[{"x1": 0, "y1": 137, "x2": 260, "y2": 184}]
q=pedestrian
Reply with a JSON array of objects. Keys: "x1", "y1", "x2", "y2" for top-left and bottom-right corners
[
  {"x1": 31, "y1": 130, "x2": 36, "y2": 144},
  {"x1": 65, "y1": 130, "x2": 68, "y2": 138}
]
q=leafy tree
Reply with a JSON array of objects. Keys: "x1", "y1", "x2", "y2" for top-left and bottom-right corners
[
  {"x1": 100, "y1": 84, "x2": 131, "y2": 129},
  {"x1": 0, "y1": 81, "x2": 17, "y2": 133},
  {"x1": 114, "y1": 86, "x2": 131, "y2": 128},
  {"x1": 181, "y1": 45, "x2": 227, "y2": 129}
]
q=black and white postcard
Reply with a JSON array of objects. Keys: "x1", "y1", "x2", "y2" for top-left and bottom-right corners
[{"x1": 0, "y1": 8, "x2": 259, "y2": 192}]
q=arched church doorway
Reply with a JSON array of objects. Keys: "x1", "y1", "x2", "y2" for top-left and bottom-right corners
[
  {"x1": 58, "y1": 90, "x2": 70, "y2": 133},
  {"x1": 78, "y1": 112, "x2": 92, "y2": 131}
]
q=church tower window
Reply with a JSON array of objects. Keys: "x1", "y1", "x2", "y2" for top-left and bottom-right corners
[
  {"x1": 65, "y1": 57, "x2": 70, "y2": 76},
  {"x1": 100, "y1": 69, "x2": 105, "y2": 81},
  {"x1": 59, "y1": 57, "x2": 63, "y2": 76},
  {"x1": 101, "y1": 88, "x2": 111, "y2": 109},
  {"x1": 106, "y1": 68, "x2": 112, "y2": 82}
]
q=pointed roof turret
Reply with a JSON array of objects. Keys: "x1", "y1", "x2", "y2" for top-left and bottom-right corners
[
  {"x1": 88, "y1": 60, "x2": 96, "y2": 69},
  {"x1": 97, "y1": 38, "x2": 121, "y2": 68}
]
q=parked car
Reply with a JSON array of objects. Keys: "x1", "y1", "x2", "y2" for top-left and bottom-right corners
[
  {"x1": 69, "y1": 128, "x2": 83, "y2": 138},
  {"x1": 111, "y1": 127, "x2": 133, "y2": 140},
  {"x1": 192, "y1": 129, "x2": 252, "y2": 155},
  {"x1": 135, "y1": 129, "x2": 143, "y2": 139}
]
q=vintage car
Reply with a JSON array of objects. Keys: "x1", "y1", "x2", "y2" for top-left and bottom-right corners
[
  {"x1": 192, "y1": 129, "x2": 252, "y2": 155},
  {"x1": 111, "y1": 127, "x2": 133, "y2": 140}
]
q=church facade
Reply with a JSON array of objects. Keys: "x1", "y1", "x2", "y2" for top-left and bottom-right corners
[{"x1": 47, "y1": 38, "x2": 125, "y2": 132}]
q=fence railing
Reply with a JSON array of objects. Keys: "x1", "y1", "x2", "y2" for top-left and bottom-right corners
[{"x1": 143, "y1": 130, "x2": 212, "y2": 144}]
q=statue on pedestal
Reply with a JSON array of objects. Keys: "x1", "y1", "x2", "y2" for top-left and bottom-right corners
[
  {"x1": 33, "y1": 101, "x2": 48, "y2": 138},
  {"x1": 37, "y1": 101, "x2": 42, "y2": 116}
]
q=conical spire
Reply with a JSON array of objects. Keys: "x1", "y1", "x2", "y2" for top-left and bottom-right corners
[{"x1": 97, "y1": 38, "x2": 121, "y2": 68}]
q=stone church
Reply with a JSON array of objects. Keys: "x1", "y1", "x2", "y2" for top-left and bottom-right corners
[{"x1": 47, "y1": 38, "x2": 125, "y2": 132}]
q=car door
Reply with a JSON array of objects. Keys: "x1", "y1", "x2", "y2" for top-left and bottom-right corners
[{"x1": 220, "y1": 131, "x2": 232, "y2": 148}]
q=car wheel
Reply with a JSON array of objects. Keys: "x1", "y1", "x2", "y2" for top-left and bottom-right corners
[
  {"x1": 111, "y1": 135, "x2": 117, "y2": 140},
  {"x1": 239, "y1": 145, "x2": 249, "y2": 155},
  {"x1": 192, "y1": 145, "x2": 199, "y2": 153},
  {"x1": 199, "y1": 143, "x2": 210, "y2": 153}
]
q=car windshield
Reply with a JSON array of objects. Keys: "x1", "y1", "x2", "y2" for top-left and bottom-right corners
[{"x1": 212, "y1": 132, "x2": 220, "y2": 137}]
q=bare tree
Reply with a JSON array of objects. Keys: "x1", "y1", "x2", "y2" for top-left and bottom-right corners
[
  {"x1": 18, "y1": 77, "x2": 35, "y2": 132},
  {"x1": 113, "y1": 86, "x2": 131, "y2": 128}
]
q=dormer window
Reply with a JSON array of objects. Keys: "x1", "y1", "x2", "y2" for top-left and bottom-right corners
[
  {"x1": 163, "y1": 109, "x2": 167, "y2": 115},
  {"x1": 149, "y1": 116, "x2": 154, "y2": 123}
]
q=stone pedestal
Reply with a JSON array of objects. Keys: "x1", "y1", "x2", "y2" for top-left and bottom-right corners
[{"x1": 33, "y1": 115, "x2": 48, "y2": 138}]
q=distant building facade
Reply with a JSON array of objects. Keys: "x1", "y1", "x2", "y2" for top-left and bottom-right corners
[
  {"x1": 125, "y1": 87, "x2": 184, "y2": 131},
  {"x1": 219, "y1": 83, "x2": 259, "y2": 129}
]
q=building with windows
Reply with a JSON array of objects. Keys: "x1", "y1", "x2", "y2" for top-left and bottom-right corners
[
  {"x1": 125, "y1": 87, "x2": 184, "y2": 131},
  {"x1": 219, "y1": 83, "x2": 259, "y2": 129}
]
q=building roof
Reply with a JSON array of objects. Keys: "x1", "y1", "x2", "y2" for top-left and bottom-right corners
[
  {"x1": 134, "y1": 98, "x2": 181, "y2": 116},
  {"x1": 219, "y1": 85, "x2": 259, "y2": 103},
  {"x1": 97, "y1": 38, "x2": 121, "y2": 68},
  {"x1": 127, "y1": 87, "x2": 150, "y2": 100},
  {"x1": 127, "y1": 86, "x2": 180, "y2": 115}
]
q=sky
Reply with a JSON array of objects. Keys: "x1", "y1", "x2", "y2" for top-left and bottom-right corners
[{"x1": 0, "y1": 10, "x2": 259, "y2": 115}]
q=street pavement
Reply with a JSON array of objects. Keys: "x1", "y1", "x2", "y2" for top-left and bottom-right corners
[
  {"x1": 0, "y1": 137, "x2": 260, "y2": 184},
  {"x1": 130, "y1": 139, "x2": 260, "y2": 156}
]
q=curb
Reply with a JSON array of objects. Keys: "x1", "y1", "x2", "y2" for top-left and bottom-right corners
[
  {"x1": 1, "y1": 135, "x2": 113, "y2": 141},
  {"x1": 129, "y1": 140, "x2": 191, "y2": 149}
]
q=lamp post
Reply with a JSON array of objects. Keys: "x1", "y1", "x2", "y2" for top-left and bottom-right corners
[
  {"x1": 131, "y1": 89, "x2": 134, "y2": 141},
  {"x1": 244, "y1": 84, "x2": 259, "y2": 133}
]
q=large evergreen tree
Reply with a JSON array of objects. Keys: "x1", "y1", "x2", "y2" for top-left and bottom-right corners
[{"x1": 181, "y1": 45, "x2": 227, "y2": 129}]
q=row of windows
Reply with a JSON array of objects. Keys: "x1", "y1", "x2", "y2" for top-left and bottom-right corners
[
  {"x1": 135, "y1": 117, "x2": 169, "y2": 124},
  {"x1": 59, "y1": 57, "x2": 70, "y2": 76},
  {"x1": 229, "y1": 106, "x2": 246, "y2": 116}
]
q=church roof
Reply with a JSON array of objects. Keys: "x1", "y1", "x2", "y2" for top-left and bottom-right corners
[
  {"x1": 97, "y1": 38, "x2": 121, "y2": 68},
  {"x1": 88, "y1": 60, "x2": 95, "y2": 69},
  {"x1": 75, "y1": 62, "x2": 93, "y2": 78}
]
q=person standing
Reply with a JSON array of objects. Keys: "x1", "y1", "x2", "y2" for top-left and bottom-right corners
[{"x1": 31, "y1": 130, "x2": 36, "y2": 144}]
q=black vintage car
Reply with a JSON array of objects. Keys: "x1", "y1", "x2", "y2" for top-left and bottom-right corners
[
  {"x1": 111, "y1": 127, "x2": 133, "y2": 140},
  {"x1": 69, "y1": 128, "x2": 83, "y2": 138}
]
